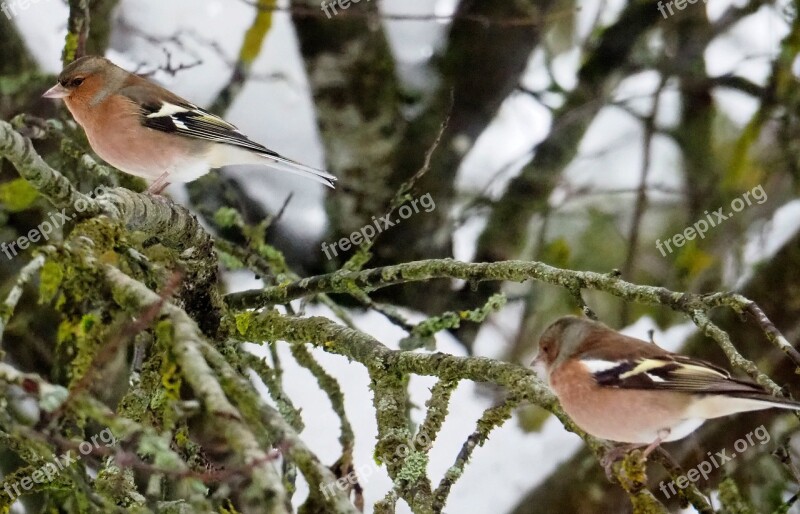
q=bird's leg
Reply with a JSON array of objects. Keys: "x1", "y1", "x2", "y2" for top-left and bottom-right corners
[
  {"x1": 147, "y1": 171, "x2": 171, "y2": 194},
  {"x1": 651, "y1": 445, "x2": 682, "y2": 474},
  {"x1": 601, "y1": 429, "x2": 670, "y2": 481},
  {"x1": 642, "y1": 429, "x2": 670, "y2": 458},
  {"x1": 601, "y1": 443, "x2": 642, "y2": 480}
]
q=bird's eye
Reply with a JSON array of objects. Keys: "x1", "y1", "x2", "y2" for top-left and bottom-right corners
[{"x1": 70, "y1": 77, "x2": 85, "y2": 87}]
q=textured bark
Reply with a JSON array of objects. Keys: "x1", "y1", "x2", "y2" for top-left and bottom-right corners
[
  {"x1": 85, "y1": 0, "x2": 120, "y2": 55},
  {"x1": 292, "y1": 0, "x2": 402, "y2": 236},
  {"x1": 381, "y1": 0, "x2": 549, "y2": 265}
]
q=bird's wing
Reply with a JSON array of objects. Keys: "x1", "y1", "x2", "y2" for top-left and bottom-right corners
[
  {"x1": 584, "y1": 355, "x2": 769, "y2": 396},
  {"x1": 120, "y1": 84, "x2": 281, "y2": 157},
  {"x1": 120, "y1": 83, "x2": 336, "y2": 187}
]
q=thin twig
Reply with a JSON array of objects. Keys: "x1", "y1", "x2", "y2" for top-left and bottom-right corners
[
  {"x1": 343, "y1": 100, "x2": 452, "y2": 272},
  {"x1": 0, "y1": 255, "x2": 45, "y2": 350}
]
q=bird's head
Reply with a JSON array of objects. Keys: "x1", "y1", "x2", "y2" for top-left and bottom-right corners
[
  {"x1": 531, "y1": 315, "x2": 598, "y2": 380},
  {"x1": 42, "y1": 55, "x2": 120, "y2": 101}
]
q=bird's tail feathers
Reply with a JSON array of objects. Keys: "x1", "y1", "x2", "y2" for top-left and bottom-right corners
[
  {"x1": 210, "y1": 145, "x2": 336, "y2": 188},
  {"x1": 688, "y1": 392, "x2": 800, "y2": 419},
  {"x1": 259, "y1": 153, "x2": 336, "y2": 188},
  {"x1": 733, "y1": 393, "x2": 800, "y2": 410}
]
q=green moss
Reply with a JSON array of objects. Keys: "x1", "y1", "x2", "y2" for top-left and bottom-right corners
[
  {"x1": 95, "y1": 465, "x2": 145, "y2": 508},
  {"x1": 155, "y1": 320, "x2": 182, "y2": 430},
  {"x1": 0, "y1": 178, "x2": 39, "y2": 212},
  {"x1": 39, "y1": 259, "x2": 64, "y2": 303},
  {"x1": 342, "y1": 247, "x2": 372, "y2": 272},
  {"x1": 235, "y1": 312, "x2": 254, "y2": 336},
  {"x1": 213, "y1": 207, "x2": 242, "y2": 229},
  {"x1": 217, "y1": 250, "x2": 245, "y2": 270},
  {"x1": 619, "y1": 450, "x2": 647, "y2": 492},
  {"x1": 62, "y1": 33, "x2": 79, "y2": 64},
  {"x1": 395, "y1": 450, "x2": 428, "y2": 483},
  {"x1": 118, "y1": 333, "x2": 168, "y2": 428},
  {"x1": 719, "y1": 477, "x2": 754, "y2": 514},
  {"x1": 256, "y1": 243, "x2": 288, "y2": 272},
  {"x1": 54, "y1": 310, "x2": 111, "y2": 386},
  {"x1": 239, "y1": 0, "x2": 277, "y2": 66},
  {"x1": 400, "y1": 293, "x2": 506, "y2": 350}
]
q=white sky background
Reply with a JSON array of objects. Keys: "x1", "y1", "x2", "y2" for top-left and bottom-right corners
[{"x1": 10, "y1": 0, "x2": 800, "y2": 512}]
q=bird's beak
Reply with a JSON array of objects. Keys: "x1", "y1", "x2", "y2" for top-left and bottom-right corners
[{"x1": 42, "y1": 83, "x2": 70, "y2": 99}]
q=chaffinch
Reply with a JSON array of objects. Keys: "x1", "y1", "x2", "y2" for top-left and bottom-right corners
[
  {"x1": 532, "y1": 316, "x2": 800, "y2": 454},
  {"x1": 42, "y1": 55, "x2": 336, "y2": 193}
]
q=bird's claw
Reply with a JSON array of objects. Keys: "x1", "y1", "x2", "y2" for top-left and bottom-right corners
[{"x1": 600, "y1": 444, "x2": 640, "y2": 481}]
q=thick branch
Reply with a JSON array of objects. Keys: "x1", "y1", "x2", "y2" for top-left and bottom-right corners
[
  {"x1": 0, "y1": 120, "x2": 223, "y2": 333},
  {"x1": 227, "y1": 258, "x2": 799, "y2": 389},
  {"x1": 107, "y1": 266, "x2": 289, "y2": 513},
  {"x1": 226, "y1": 258, "x2": 740, "y2": 313}
]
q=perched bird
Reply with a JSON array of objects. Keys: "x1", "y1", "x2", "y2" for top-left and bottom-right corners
[
  {"x1": 42, "y1": 56, "x2": 336, "y2": 193},
  {"x1": 532, "y1": 315, "x2": 800, "y2": 456}
]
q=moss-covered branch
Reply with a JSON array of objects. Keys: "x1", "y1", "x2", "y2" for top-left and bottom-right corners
[
  {"x1": 0, "y1": 254, "x2": 44, "y2": 350},
  {"x1": 2, "y1": 101, "x2": 792, "y2": 513},
  {"x1": 105, "y1": 265, "x2": 360, "y2": 513},
  {"x1": 63, "y1": 0, "x2": 90, "y2": 63},
  {"x1": 106, "y1": 265, "x2": 289, "y2": 512},
  {"x1": 0, "y1": 120, "x2": 224, "y2": 333},
  {"x1": 225, "y1": 258, "x2": 795, "y2": 380}
]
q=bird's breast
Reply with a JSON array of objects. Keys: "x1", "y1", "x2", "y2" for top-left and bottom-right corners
[
  {"x1": 65, "y1": 94, "x2": 209, "y2": 181},
  {"x1": 550, "y1": 360, "x2": 699, "y2": 444}
]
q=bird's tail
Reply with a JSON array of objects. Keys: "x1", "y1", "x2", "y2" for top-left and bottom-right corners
[
  {"x1": 257, "y1": 152, "x2": 337, "y2": 188},
  {"x1": 730, "y1": 392, "x2": 800, "y2": 410},
  {"x1": 688, "y1": 391, "x2": 800, "y2": 420},
  {"x1": 210, "y1": 145, "x2": 336, "y2": 188}
]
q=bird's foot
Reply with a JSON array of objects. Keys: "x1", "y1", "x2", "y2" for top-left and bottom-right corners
[
  {"x1": 146, "y1": 181, "x2": 170, "y2": 195},
  {"x1": 146, "y1": 172, "x2": 171, "y2": 194},
  {"x1": 601, "y1": 444, "x2": 642, "y2": 481},
  {"x1": 601, "y1": 430, "x2": 669, "y2": 482}
]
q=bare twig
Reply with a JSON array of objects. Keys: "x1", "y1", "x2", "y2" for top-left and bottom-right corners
[{"x1": 0, "y1": 255, "x2": 45, "y2": 350}]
